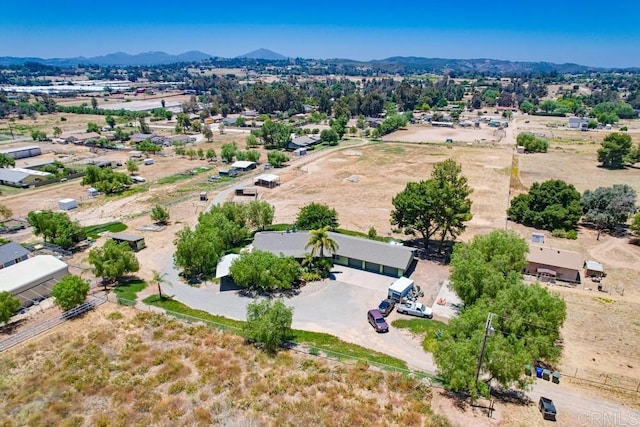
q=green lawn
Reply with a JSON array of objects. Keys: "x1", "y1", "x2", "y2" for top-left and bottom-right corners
[
  {"x1": 391, "y1": 318, "x2": 449, "y2": 352},
  {"x1": 114, "y1": 280, "x2": 147, "y2": 301},
  {"x1": 84, "y1": 221, "x2": 127, "y2": 239},
  {"x1": 157, "y1": 167, "x2": 212, "y2": 185},
  {"x1": 142, "y1": 295, "x2": 408, "y2": 370}
]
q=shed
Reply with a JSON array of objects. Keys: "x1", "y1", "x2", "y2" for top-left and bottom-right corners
[
  {"x1": 200, "y1": 191, "x2": 208, "y2": 201},
  {"x1": 110, "y1": 233, "x2": 146, "y2": 251},
  {"x1": 254, "y1": 173, "x2": 280, "y2": 188},
  {"x1": 58, "y1": 198, "x2": 78, "y2": 211},
  {"x1": 230, "y1": 161, "x2": 257, "y2": 172},
  {"x1": 0, "y1": 145, "x2": 42, "y2": 160},
  {"x1": 235, "y1": 186, "x2": 258, "y2": 196},
  {"x1": 0, "y1": 255, "x2": 69, "y2": 307},
  {"x1": 87, "y1": 187, "x2": 99, "y2": 197},
  {"x1": 531, "y1": 232, "x2": 545, "y2": 244},
  {"x1": 516, "y1": 146, "x2": 525, "y2": 154},
  {"x1": 293, "y1": 147, "x2": 307, "y2": 156},
  {"x1": 129, "y1": 150, "x2": 143, "y2": 158},
  {"x1": 584, "y1": 260, "x2": 605, "y2": 278}
]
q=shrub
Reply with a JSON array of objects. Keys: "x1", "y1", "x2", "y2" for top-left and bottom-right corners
[{"x1": 243, "y1": 299, "x2": 293, "y2": 354}]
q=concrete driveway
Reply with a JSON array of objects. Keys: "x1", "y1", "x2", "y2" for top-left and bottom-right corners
[{"x1": 161, "y1": 265, "x2": 436, "y2": 372}]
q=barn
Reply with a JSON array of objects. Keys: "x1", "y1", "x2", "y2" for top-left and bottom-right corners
[
  {"x1": 525, "y1": 245, "x2": 583, "y2": 284},
  {"x1": 253, "y1": 231, "x2": 416, "y2": 278},
  {"x1": 0, "y1": 255, "x2": 69, "y2": 307},
  {"x1": 0, "y1": 145, "x2": 42, "y2": 160},
  {"x1": 110, "y1": 233, "x2": 146, "y2": 251},
  {"x1": 230, "y1": 161, "x2": 257, "y2": 172},
  {"x1": 254, "y1": 174, "x2": 280, "y2": 188}
]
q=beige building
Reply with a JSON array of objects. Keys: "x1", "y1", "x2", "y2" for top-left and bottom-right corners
[{"x1": 525, "y1": 245, "x2": 583, "y2": 284}]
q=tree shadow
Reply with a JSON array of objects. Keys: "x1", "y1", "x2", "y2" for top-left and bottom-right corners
[
  {"x1": 490, "y1": 386, "x2": 532, "y2": 406},
  {"x1": 403, "y1": 238, "x2": 454, "y2": 264},
  {"x1": 0, "y1": 318, "x2": 27, "y2": 335}
]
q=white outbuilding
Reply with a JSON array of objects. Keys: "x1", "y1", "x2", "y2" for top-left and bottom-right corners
[
  {"x1": 58, "y1": 198, "x2": 78, "y2": 210},
  {"x1": 0, "y1": 255, "x2": 69, "y2": 307}
]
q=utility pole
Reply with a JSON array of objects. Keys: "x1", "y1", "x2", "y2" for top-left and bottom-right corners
[{"x1": 474, "y1": 312, "x2": 496, "y2": 393}]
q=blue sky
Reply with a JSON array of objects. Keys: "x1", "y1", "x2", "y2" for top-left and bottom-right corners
[{"x1": 2, "y1": 1, "x2": 640, "y2": 67}]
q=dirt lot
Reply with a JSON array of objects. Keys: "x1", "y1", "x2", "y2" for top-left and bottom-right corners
[{"x1": 383, "y1": 124, "x2": 504, "y2": 144}]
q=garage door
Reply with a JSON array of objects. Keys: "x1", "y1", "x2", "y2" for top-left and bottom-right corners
[
  {"x1": 364, "y1": 261, "x2": 380, "y2": 273},
  {"x1": 383, "y1": 265, "x2": 399, "y2": 277},
  {"x1": 348, "y1": 258, "x2": 362, "y2": 268}
]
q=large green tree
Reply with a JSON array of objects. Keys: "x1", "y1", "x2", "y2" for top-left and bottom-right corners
[
  {"x1": 391, "y1": 159, "x2": 473, "y2": 251},
  {"x1": 27, "y1": 210, "x2": 86, "y2": 249},
  {"x1": 88, "y1": 240, "x2": 140, "y2": 285},
  {"x1": 435, "y1": 283, "x2": 566, "y2": 399},
  {"x1": 597, "y1": 132, "x2": 633, "y2": 169},
  {"x1": 0, "y1": 291, "x2": 20, "y2": 324},
  {"x1": 51, "y1": 275, "x2": 90, "y2": 311},
  {"x1": 516, "y1": 133, "x2": 549, "y2": 153},
  {"x1": 260, "y1": 120, "x2": 291, "y2": 149},
  {"x1": 435, "y1": 230, "x2": 566, "y2": 399},
  {"x1": 430, "y1": 159, "x2": 474, "y2": 250},
  {"x1": 230, "y1": 250, "x2": 301, "y2": 292},
  {"x1": 508, "y1": 179, "x2": 583, "y2": 231},
  {"x1": 246, "y1": 201, "x2": 274, "y2": 231},
  {"x1": 295, "y1": 202, "x2": 338, "y2": 231},
  {"x1": 450, "y1": 230, "x2": 529, "y2": 306},
  {"x1": 82, "y1": 165, "x2": 132, "y2": 194},
  {"x1": 243, "y1": 299, "x2": 293, "y2": 354},
  {"x1": 582, "y1": 184, "x2": 637, "y2": 239}
]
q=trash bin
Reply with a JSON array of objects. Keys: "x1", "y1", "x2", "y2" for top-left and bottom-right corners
[
  {"x1": 535, "y1": 367, "x2": 544, "y2": 378},
  {"x1": 542, "y1": 369, "x2": 551, "y2": 381},
  {"x1": 552, "y1": 371, "x2": 560, "y2": 384}
]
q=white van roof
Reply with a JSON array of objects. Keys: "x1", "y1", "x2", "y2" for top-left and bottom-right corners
[{"x1": 389, "y1": 276, "x2": 414, "y2": 292}]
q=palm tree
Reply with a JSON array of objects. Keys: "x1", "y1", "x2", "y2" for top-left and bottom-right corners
[
  {"x1": 152, "y1": 270, "x2": 169, "y2": 299},
  {"x1": 305, "y1": 226, "x2": 339, "y2": 260}
]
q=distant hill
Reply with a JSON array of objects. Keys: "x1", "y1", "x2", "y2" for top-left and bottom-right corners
[
  {"x1": 236, "y1": 48, "x2": 287, "y2": 61},
  {"x1": 0, "y1": 50, "x2": 211, "y2": 67}
]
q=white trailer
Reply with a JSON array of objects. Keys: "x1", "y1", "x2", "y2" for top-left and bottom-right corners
[
  {"x1": 58, "y1": 198, "x2": 78, "y2": 210},
  {"x1": 387, "y1": 277, "x2": 415, "y2": 302}
]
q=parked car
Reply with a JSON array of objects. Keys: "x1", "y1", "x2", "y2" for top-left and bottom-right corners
[
  {"x1": 367, "y1": 309, "x2": 389, "y2": 333},
  {"x1": 396, "y1": 302, "x2": 433, "y2": 319},
  {"x1": 538, "y1": 396, "x2": 557, "y2": 421},
  {"x1": 378, "y1": 299, "x2": 396, "y2": 317}
]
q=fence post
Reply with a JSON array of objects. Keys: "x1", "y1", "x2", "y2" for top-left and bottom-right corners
[
  {"x1": 574, "y1": 368, "x2": 578, "y2": 378},
  {"x1": 604, "y1": 374, "x2": 608, "y2": 385}
]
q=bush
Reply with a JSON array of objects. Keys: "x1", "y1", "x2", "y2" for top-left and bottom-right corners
[
  {"x1": 51, "y1": 275, "x2": 90, "y2": 311},
  {"x1": 243, "y1": 299, "x2": 293, "y2": 354},
  {"x1": 0, "y1": 291, "x2": 20, "y2": 324},
  {"x1": 566, "y1": 230, "x2": 578, "y2": 239},
  {"x1": 551, "y1": 229, "x2": 567, "y2": 238}
]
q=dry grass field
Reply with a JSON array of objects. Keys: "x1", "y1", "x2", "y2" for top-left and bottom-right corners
[{"x1": 0, "y1": 305, "x2": 451, "y2": 427}]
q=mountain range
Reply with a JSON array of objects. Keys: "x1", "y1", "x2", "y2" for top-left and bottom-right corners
[{"x1": 0, "y1": 48, "x2": 630, "y2": 74}]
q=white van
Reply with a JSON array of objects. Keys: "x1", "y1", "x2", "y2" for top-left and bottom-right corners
[{"x1": 131, "y1": 176, "x2": 146, "y2": 183}]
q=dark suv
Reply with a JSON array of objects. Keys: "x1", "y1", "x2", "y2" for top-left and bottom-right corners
[
  {"x1": 538, "y1": 396, "x2": 557, "y2": 421},
  {"x1": 378, "y1": 299, "x2": 396, "y2": 317},
  {"x1": 367, "y1": 309, "x2": 389, "y2": 333}
]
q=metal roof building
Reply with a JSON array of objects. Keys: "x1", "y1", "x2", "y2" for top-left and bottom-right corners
[
  {"x1": 0, "y1": 255, "x2": 69, "y2": 307},
  {"x1": 0, "y1": 242, "x2": 30, "y2": 269}
]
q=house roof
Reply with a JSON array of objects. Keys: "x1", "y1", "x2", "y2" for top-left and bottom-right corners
[
  {"x1": 111, "y1": 233, "x2": 145, "y2": 242},
  {"x1": 231, "y1": 161, "x2": 256, "y2": 169},
  {"x1": 254, "y1": 173, "x2": 279, "y2": 183},
  {"x1": 0, "y1": 169, "x2": 30, "y2": 183},
  {"x1": 527, "y1": 245, "x2": 583, "y2": 271},
  {"x1": 253, "y1": 231, "x2": 416, "y2": 270},
  {"x1": 215, "y1": 254, "x2": 241, "y2": 278},
  {"x1": 0, "y1": 242, "x2": 30, "y2": 266},
  {"x1": 289, "y1": 135, "x2": 320, "y2": 147},
  {"x1": 12, "y1": 167, "x2": 50, "y2": 177},
  {"x1": 0, "y1": 145, "x2": 40, "y2": 154},
  {"x1": 584, "y1": 260, "x2": 604, "y2": 272},
  {"x1": 0, "y1": 255, "x2": 68, "y2": 295}
]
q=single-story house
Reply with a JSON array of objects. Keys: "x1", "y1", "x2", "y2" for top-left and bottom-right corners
[
  {"x1": 568, "y1": 117, "x2": 588, "y2": 130},
  {"x1": 0, "y1": 145, "x2": 42, "y2": 160},
  {"x1": 366, "y1": 117, "x2": 384, "y2": 128},
  {"x1": 0, "y1": 168, "x2": 52, "y2": 187},
  {"x1": 584, "y1": 260, "x2": 605, "y2": 278},
  {"x1": 0, "y1": 255, "x2": 69, "y2": 307},
  {"x1": 525, "y1": 245, "x2": 583, "y2": 283},
  {"x1": 130, "y1": 133, "x2": 160, "y2": 144},
  {"x1": 254, "y1": 173, "x2": 280, "y2": 188},
  {"x1": 61, "y1": 132, "x2": 102, "y2": 145},
  {"x1": 0, "y1": 242, "x2": 30, "y2": 270},
  {"x1": 288, "y1": 135, "x2": 320, "y2": 150},
  {"x1": 253, "y1": 231, "x2": 416, "y2": 277},
  {"x1": 110, "y1": 233, "x2": 146, "y2": 251},
  {"x1": 168, "y1": 134, "x2": 194, "y2": 145},
  {"x1": 231, "y1": 161, "x2": 257, "y2": 172}
]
